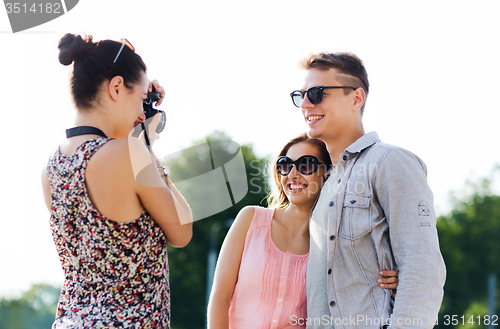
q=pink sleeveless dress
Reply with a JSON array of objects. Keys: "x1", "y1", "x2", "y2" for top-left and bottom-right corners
[
  {"x1": 229, "y1": 207, "x2": 309, "y2": 328},
  {"x1": 46, "y1": 137, "x2": 170, "y2": 328}
]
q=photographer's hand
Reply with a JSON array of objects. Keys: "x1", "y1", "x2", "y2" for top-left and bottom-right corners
[
  {"x1": 134, "y1": 79, "x2": 166, "y2": 147},
  {"x1": 149, "y1": 79, "x2": 166, "y2": 106}
]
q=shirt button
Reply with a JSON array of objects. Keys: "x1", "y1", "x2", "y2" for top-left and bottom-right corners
[
  {"x1": 329, "y1": 201, "x2": 334, "y2": 207},
  {"x1": 281, "y1": 275, "x2": 285, "y2": 279},
  {"x1": 343, "y1": 155, "x2": 348, "y2": 161},
  {"x1": 329, "y1": 235, "x2": 335, "y2": 241},
  {"x1": 328, "y1": 269, "x2": 332, "y2": 274},
  {"x1": 273, "y1": 320, "x2": 277, "y2": 323},
  {"x1": 337, "y1": 178, "x2": 341, "y2": 183},
  {"x1": 278, "y1": 298, "x2": 282, "y2": 302},
  {"x1": 330, "y1": 301, "x2": 336, "y2": 307}
]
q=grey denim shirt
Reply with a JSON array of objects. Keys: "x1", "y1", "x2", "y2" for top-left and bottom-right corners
[{"x1": 306, "y1": 132, "x2": 446, "y2": 329}]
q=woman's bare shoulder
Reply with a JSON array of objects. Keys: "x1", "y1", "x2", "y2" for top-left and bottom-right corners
[
  {"x1": 86, "y1": 138, "x2": 139, "y2": 183},
  {"x1": 228, "y1": 206, "x2": 258, "y2": 237},
  {"x1": 90, "y1": 138, "x2": 150, "y2": 168}
]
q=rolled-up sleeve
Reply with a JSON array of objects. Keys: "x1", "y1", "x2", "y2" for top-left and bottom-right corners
[{"x1": 375, "y1": 148, "x2": 446, "y2": 329}]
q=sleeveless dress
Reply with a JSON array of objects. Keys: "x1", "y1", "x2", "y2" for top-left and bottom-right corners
[
  {"x1": 228, "y1": 207, "x2": 309, "y2": 329},
  {"x1": 46, "y1": 137, "x2": 170, "y2": 328}
]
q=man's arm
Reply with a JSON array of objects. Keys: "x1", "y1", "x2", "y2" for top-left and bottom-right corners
[{"x1": 375, "y1": 148, "x2": 446, "y2": 328}]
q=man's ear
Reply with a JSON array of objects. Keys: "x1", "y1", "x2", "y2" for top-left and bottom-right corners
[
  {"x1": 352, "y1": 87, "x2": 366, "y2": 112},
  {"x1": 108, "y1": 76, "x2": 125, "y2": 102}
]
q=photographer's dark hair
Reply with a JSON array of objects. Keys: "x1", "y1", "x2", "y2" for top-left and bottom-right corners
[{"x1": 58, "y1": 33, "x2": 147, "y2": 110}]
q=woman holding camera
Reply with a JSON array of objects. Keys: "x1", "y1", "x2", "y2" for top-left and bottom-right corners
[
  {"x1": 207, "y1": 133, "x2": 398, "y2": 328},
  {"x1": 41, "y1": 33, "x2": 192, "y2": 328}
]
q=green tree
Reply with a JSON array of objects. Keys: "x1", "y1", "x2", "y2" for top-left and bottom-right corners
[
  {"x1": 160, "y1": 131, "x2": 269, "y2": 328},
  {"x1": 436, "y1": 166, "x2": 500, "y2": 328},
  {"x1": 0, "y1": 283, "x2": 59, "y2": 329}
]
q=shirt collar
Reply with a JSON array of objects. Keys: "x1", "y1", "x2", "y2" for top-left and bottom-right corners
[{"x1": 345, "y1": 131, "x2": 380, "y2": 155}]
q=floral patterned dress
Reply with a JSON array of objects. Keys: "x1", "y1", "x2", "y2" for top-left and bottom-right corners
[{"x1": 46, "y1": 137, "x2": 170, "y2": 328}]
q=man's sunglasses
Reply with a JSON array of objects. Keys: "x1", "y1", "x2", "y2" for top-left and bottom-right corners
[
  {"x1": 276, "y1": 155, "x2": 328, "y2": 176},
  {"x1": 109, "y1": 38, "x2": 135, "y2": 78},
  {"x1": 290, "y1": 86, "x2": 356, "y2": 107}
]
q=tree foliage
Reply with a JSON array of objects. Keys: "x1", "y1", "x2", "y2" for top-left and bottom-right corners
[
  {"x1": 436, "y1": 166, "x2": 500, "y2": 328},
  {"x1": 0, "y1": 283, "x2": 59, "y2": 329}
]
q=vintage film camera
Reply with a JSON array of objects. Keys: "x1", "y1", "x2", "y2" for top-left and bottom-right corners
[{"x1": 133, "y1": 86, "x2": 166, "y2": 148}]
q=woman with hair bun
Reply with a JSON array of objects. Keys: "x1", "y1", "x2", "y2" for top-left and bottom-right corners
[{"x1": 41, "y1": 33, "x2": 192, "y2": 328}]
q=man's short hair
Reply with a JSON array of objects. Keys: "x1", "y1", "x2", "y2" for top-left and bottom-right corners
[{"x1": 299, "y1": 52, "x2": 369, "y2": 115}]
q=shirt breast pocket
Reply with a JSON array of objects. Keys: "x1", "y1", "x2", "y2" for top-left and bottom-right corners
[{"x1": 339, "y1": 193, "x2": 371, "y2": 240}]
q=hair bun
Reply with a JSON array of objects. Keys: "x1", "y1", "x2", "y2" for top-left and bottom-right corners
[{"x1": 58, "y1": 33, "x2": 94, "y2": 66}]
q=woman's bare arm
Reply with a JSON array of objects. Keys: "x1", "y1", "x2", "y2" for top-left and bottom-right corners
[{"x1": 207, "y1": 206, "x2": 255, "y2": 329}]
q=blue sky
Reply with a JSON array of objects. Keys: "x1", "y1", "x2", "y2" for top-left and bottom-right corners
[{"x1": 1, "y1": 0, "x2": 499, "y2": 297}]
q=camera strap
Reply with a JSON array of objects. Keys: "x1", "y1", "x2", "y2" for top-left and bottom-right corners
[
  {"x1": 140, "y1": 122, "x2": 151, "y2": 150},
  {"x1": 66, "y1": 126, "x2": 108, "y2": 138}
]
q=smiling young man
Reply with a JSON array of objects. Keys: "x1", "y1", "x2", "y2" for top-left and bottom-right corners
[{"x1": 291, "y1": 52, "x2": 446, "y2": 329}]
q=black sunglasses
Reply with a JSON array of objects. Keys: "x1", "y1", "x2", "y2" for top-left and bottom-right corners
[
  {"x1": 109, "y1": 38, "x2": 135, "y2": 78},
  {"x1": 276, "y1": 155, "x2": 328, "y2": 176},
  {"x1": 290, "y1": 86, "x2": 356, "y2": 107}
]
